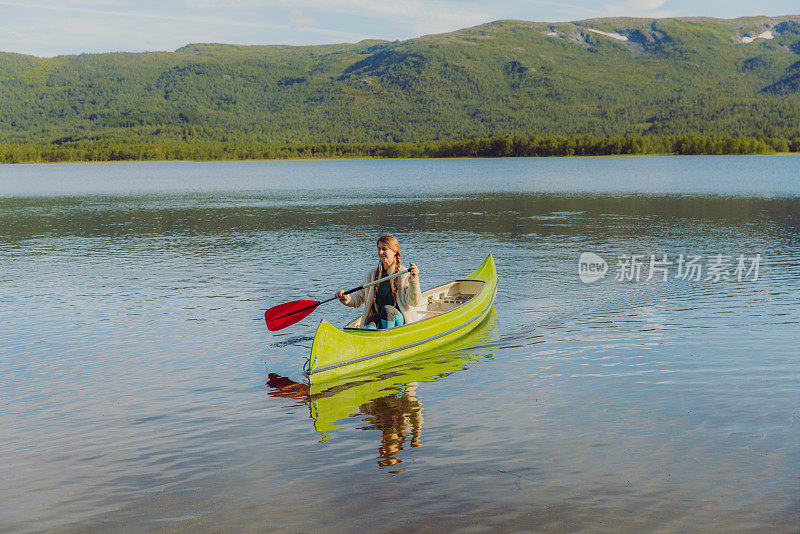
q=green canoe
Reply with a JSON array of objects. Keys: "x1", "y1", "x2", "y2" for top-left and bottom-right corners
[
  {"x1": 308, "y1": 307, "x2": 498, "y2": 433},
  {"x1": 307, "y1": 254, "x2": 498, "y2": 384}
]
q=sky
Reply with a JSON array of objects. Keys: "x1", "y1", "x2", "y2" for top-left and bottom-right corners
[{"x1": 1, "y1": 0, "x2": 798, "y2": 57}]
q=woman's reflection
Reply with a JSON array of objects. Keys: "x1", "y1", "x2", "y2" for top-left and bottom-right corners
[{"x1": 359, "y1": 383, "x2": 422, "y2": 468}]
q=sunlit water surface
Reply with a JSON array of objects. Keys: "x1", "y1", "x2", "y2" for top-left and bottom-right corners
[{"x1": 2, "y1": 157, "x2": 799, "y2": 532}]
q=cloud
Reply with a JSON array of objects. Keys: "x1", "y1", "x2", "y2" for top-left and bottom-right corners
[
  {"x1": 0, "y1": 1, "x2": 365, "y2": 39},
  {"x1": 0, "y1": 1, "x2": 372, "y2": 56},
  {"x1": 77, "y1": 0, "x2": 126, "y2": 4},
  {"x1": 184, "y1": 0, "x2": 494, "y2": 34},
  {"x1": 182, "y1": 0, "x2": 267, "y2": 6},
  {"x1": 649, "y1": 9, "x2": 675, "y2": 18},
  {"x1": 627, "y1": 0, "x2": 667, "y2": 10},
  {"x1": 600, "y1": 0, "x2": 674, "y2": 19},
  {"x1": 290, "y1": 8, "x2": 316, "y2": 26},
  {"x1": 287, "y1": 0, "x2": 494, "y2": 35},
  {"x1": 47, "y1": 0, "x2": 127, "y2": 5},
  {"x1": 6, "y1": 17, "x2": 151, "y2": 55}
]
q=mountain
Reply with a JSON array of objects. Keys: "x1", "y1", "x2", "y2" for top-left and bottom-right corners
[{"x1": 2, "y1": 16, "x2": 800, "y2": 145}]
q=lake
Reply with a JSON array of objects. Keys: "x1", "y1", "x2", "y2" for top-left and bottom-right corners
[{"x1": 2, "y1": 156, "x2": 799, "y2": 532}]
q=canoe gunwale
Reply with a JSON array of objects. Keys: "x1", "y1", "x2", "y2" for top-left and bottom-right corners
[{"x1": 308, "y1": 283, "x2": 497, "y2": 376}]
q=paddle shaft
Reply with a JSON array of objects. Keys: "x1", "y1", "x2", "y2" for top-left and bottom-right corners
[
  {"x1": 334, "y1": 267, "x2": 410, "y2": 302},
  {"x1": 270, "y1": 268, "x2": 411, "y2": 323}
]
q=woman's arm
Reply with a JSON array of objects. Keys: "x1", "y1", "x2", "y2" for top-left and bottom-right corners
[
  {"x1": 402, "y1": 263, "x2": 422, "y2": 307},
  {"x1": 336, "y1": 271, "x2": 371, "y2": 307}
]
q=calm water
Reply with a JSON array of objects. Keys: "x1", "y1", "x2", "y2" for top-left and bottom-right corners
[{"x1": 2, "y1": 157, "x2": 799, "y2": 532}]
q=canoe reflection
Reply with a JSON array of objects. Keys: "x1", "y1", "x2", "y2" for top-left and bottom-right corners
[
  {"x1": 266, "y1": 307, "x2": 497, "y2": 469},
  {"x1": 267, "y1": 373, "x2": 424, "y2": 468}
]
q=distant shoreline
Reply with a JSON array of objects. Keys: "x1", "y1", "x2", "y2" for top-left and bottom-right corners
[
  {"x1": 2, "y1": 135, "x2": 798, "y2": 164},
  {"x1": 7, "y1": 153, "x2": 800, "y2": 166}
]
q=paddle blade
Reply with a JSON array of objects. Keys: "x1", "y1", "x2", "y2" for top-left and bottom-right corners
[{"x1": 265, "y1": 300, "x2": 320, "y2": 331}]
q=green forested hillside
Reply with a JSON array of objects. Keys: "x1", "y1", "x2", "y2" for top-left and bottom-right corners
[{"x1": 3, "y1": 15, "x2": 800, "y2": 151}]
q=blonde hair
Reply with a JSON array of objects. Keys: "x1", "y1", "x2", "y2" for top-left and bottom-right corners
[{"x1": 373, "y1": 234, "x2": 402, "y2": 315}]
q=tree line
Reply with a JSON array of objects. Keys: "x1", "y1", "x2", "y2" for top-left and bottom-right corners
[{"x1": 2, "y1": 135, "x2": 798, "y2": 163}]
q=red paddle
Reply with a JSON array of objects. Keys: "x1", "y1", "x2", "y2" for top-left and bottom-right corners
[{"x1": 265, "y1": 269, "x2": 410, "y2": 331}]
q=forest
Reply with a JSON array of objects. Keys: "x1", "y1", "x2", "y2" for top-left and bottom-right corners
[{"x1": 2, "y1": 15, "x2": 800, "y2": 161}]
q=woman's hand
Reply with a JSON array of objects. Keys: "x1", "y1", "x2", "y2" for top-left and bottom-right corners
[
  {"x1": 336, "y1": 290, "x2": 350, "y2": 304},
  {"x1": 409, "y1": 263, "x2": 420, "y2": 280}
]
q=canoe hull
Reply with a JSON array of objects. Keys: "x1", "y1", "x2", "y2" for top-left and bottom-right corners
[
  {"x1": 308, "y1": 255, "x2": 497, "y2": 384},
  {"x1": 309, "y1": 307, "x2": 498, "y2": 433}
]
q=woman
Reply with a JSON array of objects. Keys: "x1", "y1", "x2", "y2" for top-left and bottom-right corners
[{"x1": 336, "y1": 235, "x2": 421, "y2": 329}]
